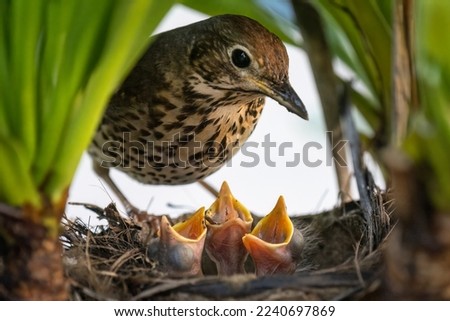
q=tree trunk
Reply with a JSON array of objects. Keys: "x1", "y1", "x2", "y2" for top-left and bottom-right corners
[
  {"x1": 380, "y1": 153, "x2": 450, "y2": 299},
  {"x1": 383, "y1": 213, "x2": 450, "y2": 299},
  {"x1": 0, "y1": 194, "x2": 68, "y2": 300}
]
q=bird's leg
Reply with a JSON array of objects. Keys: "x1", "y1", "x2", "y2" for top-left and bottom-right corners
[
  {"x1": 92, "y1": 162, "x2": 142, "y2": 218},
  {"x1": 92, "y1": 162, "x2": 162, "y2": 234},
  {"x1": 198, "y1": 180, "x2": 219, "y2": 198}
]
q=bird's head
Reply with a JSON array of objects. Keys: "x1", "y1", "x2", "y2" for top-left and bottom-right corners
[{"x1": 187, "y1": 14, "x2": 308, "y2": 120}]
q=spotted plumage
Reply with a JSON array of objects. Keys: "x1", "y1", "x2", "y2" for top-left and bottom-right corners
[{"x1": 88, "y1": 14, "x2": 308, "y2": 212}]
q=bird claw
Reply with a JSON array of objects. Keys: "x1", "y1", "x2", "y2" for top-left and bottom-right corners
[{"x1": 122, "y1": 204, "x2": 164, "y2": 238}]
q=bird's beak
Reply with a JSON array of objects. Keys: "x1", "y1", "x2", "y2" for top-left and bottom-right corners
[
  {"x1": 148, "y1": 209, "x2": 206, "y2": 277},
  {"x1": 205, "y1": 181, "x2": 253, "y2": 275},
  {"x1": 257, "y1": 80, "x2": 309, "y2": 120},
  {"x1": 242, "y1": 196, "x2": 304, "y2": 276}
]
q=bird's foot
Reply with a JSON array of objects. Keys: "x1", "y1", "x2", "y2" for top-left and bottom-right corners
[{"x1": 123, "y1": 203, "x2": 164, "y2": 238}]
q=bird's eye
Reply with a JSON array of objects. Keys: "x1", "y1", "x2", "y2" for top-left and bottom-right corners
[{"x1": 231, "y1": 49, "x2": 251, "y2": 68}]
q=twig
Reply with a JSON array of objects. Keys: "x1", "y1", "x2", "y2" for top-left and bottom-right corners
[
  {"x1": 132, "y1": 278, "x2": 204, "y2": 300},
  {"x1": 339, "y1": 81, "x2": 374, "y2": 251},
  {"x1": 353, "y1": 237, "x2": 366, "y2": 287},
  {"x1": 68, "y1": 202, "x2": 106, "y2": 217}
]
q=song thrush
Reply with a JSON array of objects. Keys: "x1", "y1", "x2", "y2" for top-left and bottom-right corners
[{"x1": 88, "y1": 14, "x2": 308, "y2": 214}]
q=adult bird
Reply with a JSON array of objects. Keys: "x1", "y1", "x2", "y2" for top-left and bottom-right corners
[{"x1": 89, "y1": 14, "x2": 308, "y2": 214}]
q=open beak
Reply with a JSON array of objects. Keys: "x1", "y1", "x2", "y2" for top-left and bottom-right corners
[
  {"x1": 148, "y1": 208, "x2": 206, "y2": 277},
  {"x1": 242, "y1": 196, "x2": 304, "y2": 276},
  {"x1": 257, "y1": 80, "x2": 308, "y2": 120},
  {"x1": 205, "y1": 181, "x2": 253, "y2": 275}
]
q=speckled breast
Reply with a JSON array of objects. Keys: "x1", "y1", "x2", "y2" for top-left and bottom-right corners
[{"x1": 89, "y1": 97, "x2": 265, "y2": 185}]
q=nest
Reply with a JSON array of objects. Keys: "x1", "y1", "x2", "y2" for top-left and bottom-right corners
[
  {"x1": 62, "y1": 186, "x2": 392, "y2": 300},
  {"x1": 60, "y1": 76, "x2": 395, "y2": 300}
]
